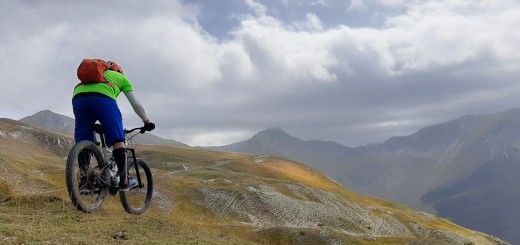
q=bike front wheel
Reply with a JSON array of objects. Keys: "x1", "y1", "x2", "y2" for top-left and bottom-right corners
[
  {"x1": 66, "y1": 141, "x2": 108, "y2": 213},
  {"x1": 120, "y1": 159, "x2": 153, "y2": 215}
]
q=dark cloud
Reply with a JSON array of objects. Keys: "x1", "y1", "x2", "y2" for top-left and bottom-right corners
[{"x1": 1, "y1": 0, "x2": 519, "y2": 146}]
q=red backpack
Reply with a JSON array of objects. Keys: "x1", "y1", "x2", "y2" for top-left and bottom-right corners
[
  {"x1": 76, "y1": 59, "x2": 124, "y2": 89},
  {"x1": 77, "y1": 59, "x2": 110, "y2": 84}
]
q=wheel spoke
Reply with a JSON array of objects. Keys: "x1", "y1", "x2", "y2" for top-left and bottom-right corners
[
  {"x1": 66, "y1": 141, "x2": 107, "y2": 213},
  {"x1": 120, "y1": 160, "x2": 153, "y2": 215}
]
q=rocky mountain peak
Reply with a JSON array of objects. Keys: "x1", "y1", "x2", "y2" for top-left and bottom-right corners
[
  {"x1": 19, "y1": 110, "x2": 75, "y2": 135},
  {"x1": 253, "y1": 127, "x2": 291, "y2": 140},
  {"x1": 259, "y1": 127, "x2": 289, "y2": 135}
]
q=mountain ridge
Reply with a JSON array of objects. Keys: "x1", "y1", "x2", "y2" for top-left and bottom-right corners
[
  {"x1": 18, "y1": 110, "x2": 188, "y2": 147},
  {"x1": 0, "y1": 118, "x2": 507, "y2": 244},
  {"x1": 213, "y1": 107, "x2": 520, "y2": 243}
]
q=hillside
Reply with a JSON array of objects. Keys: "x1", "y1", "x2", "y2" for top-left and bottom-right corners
[
  {"x1": 364, "y1": 109, "x2": 520, "y2": 243},
  {"x1": 19, "y1": 110, "x2": 188, "y2": 147},
  {"x1": 214, "y1": 108, "x2": 520, "y2": 243},
  {"x1": 214, "y1": 128, "x2": 381, "y2": 201},
  {"x1": 0, "y1": 118, "x2": 507, "y2": 244}
]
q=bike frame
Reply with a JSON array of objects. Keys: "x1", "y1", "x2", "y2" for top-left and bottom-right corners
[{"x1": 91, "y1": 124, "x2": 144, "y2": 188}]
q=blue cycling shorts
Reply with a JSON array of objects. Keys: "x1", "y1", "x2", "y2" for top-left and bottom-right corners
[{"x1": 72, "y1": 93, "x2": 125, "y2": 147}]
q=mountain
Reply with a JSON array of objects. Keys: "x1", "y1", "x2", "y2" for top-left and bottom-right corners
[
  {"x1": 20, "y1": 109, "x2": 75, "y2": 135},
  {"x1": 214, "y1": 128, "x2": 382, "y2": 199},
  {"x1": 0, "y1": 118, "x2": 506, "y2": 244},
  {"x1": 215, "y1": 128, "x2": 370, "y2": 190},
  {"x1": 19, "y1": 110, "x2": 188, "y2": 147},
  {"x1": 219, "y1": 127, "x2": 361, "y2": 157},
  {"x1": 365, "y1": 108, "x2": 520, "y2": 243},
  {"x1": 214, "y1": 108, "x2": 520, "y2": 244}
]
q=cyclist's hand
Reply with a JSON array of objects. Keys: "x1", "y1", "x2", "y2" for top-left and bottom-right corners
[{"x1": 143, "y1": 122, "x2": 155, "y2": 132}]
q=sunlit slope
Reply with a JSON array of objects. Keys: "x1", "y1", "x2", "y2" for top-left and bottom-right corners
[
  {"x1": 0, "y1": 119, "x2": 72, "y2": 196},
  {"x1": 0, "y1": 119, "x2": 507, "y2": 244}
]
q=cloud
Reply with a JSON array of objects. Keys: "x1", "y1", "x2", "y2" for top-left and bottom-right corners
[
  {"x1": 1, "y1": 0, "x2": 520, "y2": 146},
  {"x1": 347, "y1": 0, "x2": 365, "y2": 12},
  {"x1": 245, "y1": 0, "x2": 268, "y2": 16},
  {"x1": 234, "y1": 15, "x2": 339, "y2": 88},
  {"x1": 382, "y1": 0, "x2": 520, "y2": 73},
  {"x1": 176, "y1": 128, "x2": 255, "y2": 147}
]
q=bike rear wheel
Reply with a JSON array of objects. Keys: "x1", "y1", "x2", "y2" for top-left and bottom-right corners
[
  {"x1": 66, "y1": 141, "x2": 108, "y2": 213},
  {"x1": 120, "y1": 159, "x2": 153, "y2": 215}
]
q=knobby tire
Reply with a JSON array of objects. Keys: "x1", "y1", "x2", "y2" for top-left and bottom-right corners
[
  {"x1": 119, "y1": 159, "x2": 153, "y2": 215},
  {"x1": 65, "y1": 140, "x2": 108, "y2": 213}
]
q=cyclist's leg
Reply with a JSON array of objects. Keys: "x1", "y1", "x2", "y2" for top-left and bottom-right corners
[
  {"x1": 94, "y1": 97, "x2": 128, "y2": 187},
  {"x1": 72, "y1": 97, "x2": 97, "y2": 169},
  {"x1": 94, "y1": 96, "x2": 125, "y2": 148},
  {"x1": 112, "y1": 145, "x2": 128, "y2": 187},
  {"x1": 72, "y1": 97, "x2": 97, "y2": 143}
]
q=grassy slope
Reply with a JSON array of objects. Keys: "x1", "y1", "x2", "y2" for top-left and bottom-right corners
[
  {"x1": 0, "y1": 153, "x2": 254, "y2": 244},
  {"x1": 0, "y1": 120, "x2": 506, "y2": 244}
]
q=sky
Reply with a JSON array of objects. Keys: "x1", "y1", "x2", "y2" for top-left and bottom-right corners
[{"x1": 1, "y1": 0, "x2": 519, "y2": 147}]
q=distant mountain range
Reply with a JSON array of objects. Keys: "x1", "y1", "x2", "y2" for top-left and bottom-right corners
[
  {"x1": 214, "y1": 108, "x2": 520, "y2": 244},
  {"x1": 13, "y1": 108, "x2": 520, "y2": 243},
  {"x1": 0, "y1": 117, "x2": 505, "y2": 244},
  {"x1": 19, "y1": 110, "x2": 188, "y2": 147}
]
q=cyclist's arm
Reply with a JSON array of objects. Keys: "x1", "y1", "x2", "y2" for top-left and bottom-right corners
[{"x1": 125, "y1": 91, "x2": 150, "y2": 123}]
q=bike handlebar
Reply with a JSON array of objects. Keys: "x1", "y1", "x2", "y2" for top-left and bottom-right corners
[{"x1": 124, "y1": 127, "x2": 151, "y2": 134}]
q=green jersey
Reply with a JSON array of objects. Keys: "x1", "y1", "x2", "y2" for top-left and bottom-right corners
[{"x1": 73, "y1": 70, "x2": 133, "y2": 100}]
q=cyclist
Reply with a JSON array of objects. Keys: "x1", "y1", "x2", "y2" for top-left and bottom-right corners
[{"x1": 72, "y1": 60, "x2": 155, "y2": 191}]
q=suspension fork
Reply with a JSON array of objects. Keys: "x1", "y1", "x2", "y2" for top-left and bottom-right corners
[{"x1": 127, "y1": 148, "x2": 143, "y2": 188}]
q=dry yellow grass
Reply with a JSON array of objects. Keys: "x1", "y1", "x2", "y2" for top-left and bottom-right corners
[{"x1": 0, "y1": 119, "x2": 506, "y2": 244}]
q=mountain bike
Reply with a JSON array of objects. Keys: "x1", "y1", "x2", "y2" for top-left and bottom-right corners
[{"x1": 65, "y1": 124, "x2": 153, "y2": 215}]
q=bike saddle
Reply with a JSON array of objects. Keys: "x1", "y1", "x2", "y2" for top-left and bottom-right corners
[{"x1": 90, "y1": 124, "x2": 104, "y2": 134}]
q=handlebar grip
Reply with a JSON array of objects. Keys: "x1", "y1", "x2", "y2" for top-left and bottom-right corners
[
  {"x1": 143, "y1": 123, "x2": 156, "y2": 132},
  {"x1": 125, "y1": 124, "x2": 155, "y2": 134}
]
